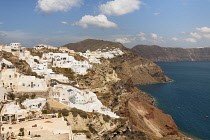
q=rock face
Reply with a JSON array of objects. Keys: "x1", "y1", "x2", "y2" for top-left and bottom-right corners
[
  {"x1": 109, "y1": 49, "x2": 171, "y2": 85},
  {"x1": 127, "y1": 99, "x2": 179, "y2": 138},
  {"x1": 66, "y1": 112, "x2": 152, "y2": 140},
  {"x1": 132, "y1": 45, "x2": 210, "y2": 62}
]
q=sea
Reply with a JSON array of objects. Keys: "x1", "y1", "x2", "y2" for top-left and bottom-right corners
[{"x1": 137, "y1": 61, "x2": 210, "y2": 140}]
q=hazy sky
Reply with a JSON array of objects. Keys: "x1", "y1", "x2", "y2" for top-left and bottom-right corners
[{"x1": 1, "y1": 0, "x2": 210, "y2": 48}]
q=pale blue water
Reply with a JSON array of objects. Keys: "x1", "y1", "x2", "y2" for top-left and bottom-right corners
[{"x1": 138, "y1": 61, "x2": 210, "y2": 140}]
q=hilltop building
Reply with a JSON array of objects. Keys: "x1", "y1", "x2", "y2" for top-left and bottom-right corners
[{"x1": 34, "y1": 44, "x2": 58, "y2": 50}]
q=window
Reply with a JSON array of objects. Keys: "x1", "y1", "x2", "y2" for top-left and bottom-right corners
[
  {"x1": 22, "y1": 83, "x2": 25, "y2": 86},
  {"x1": 10, "y1": 83, "x2": 12, "y2": 86},
  {"x1": 9, "y1": 75, "x2": 11, "y2": 78}
]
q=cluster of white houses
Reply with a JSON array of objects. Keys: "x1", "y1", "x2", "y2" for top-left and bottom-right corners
[
  {"x1": 79, "y1": 48, "x2": 124, "y2": 64},
  {"x1": 53, "y1": 85, "x2": 119, "y2": 118},
  {"x1": 0, "y1": 43, "x2": 122, "y2": 118},
  {"x1": 42, "y1": 52, "x2": 92, "y2": 75}
]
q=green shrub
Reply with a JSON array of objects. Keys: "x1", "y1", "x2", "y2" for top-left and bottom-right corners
[
  {"x1": 31, "y1": 94, "x2": 36, "y2": 99},
  {"x1": 34, "y1": 59, "x2": 39, "y2": 64},
  {"x1": 102, "y1": 114, "x2": 111, "y2": 122},
  {"x1": 59, "y1": 109, "x2": 70, "y2": 116},
  {"x1": 18, "y1": 94, "x2": 29, "y2": 103},
  {"x1": 18, "y1": 128, "x2": 24, "y2": 136},
  {"x1": 42, "y1": 109, "x2": 57, "y2": 114},
  {"x1": 72, "y1": 130, "x2": 91, "y2": 138},
  {"x1": 52, "y1": 67, "x2": 75, "y2": 80},
  {"x1": 70, "y1": 108, "x2": 89, "y2": 119},
  {"x1": 34, "y1": 134, "x2": 41, "y2": 137},
  {"x1": 7, "y1": 92, "x2": 15, "y2": 100},
  {"x1": 88, "y1": 124, "x2": 97, "y2": 134},
  {"x1": 114, "y1": 118, "x2": 128, "y2": 124},
  {"x1": 74, "y1": 54, "x2": 86, "y2": 61}
]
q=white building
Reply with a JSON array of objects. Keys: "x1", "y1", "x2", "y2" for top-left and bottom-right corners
[
  {"x1": 0, "y1": 68, "x2": 48, "y2": 92},
  {"x1": 22, "y1": 98, "x2": 46, "y2": 111},
  {"x1": 0, "y1": 102, "x2": 29, "y2": 123},
  {"x1": 0, "y1": 58, "x2": 14, "y2": 70},
  {"x1": 34, "y1": 44, "x2": 58, "y2": 50},
  {"x1": 10, "y1": 43, "x2": 21, "y2": 49},
  {"x1": 53, "y1": 85, "x2": 96, "y2": 104}
]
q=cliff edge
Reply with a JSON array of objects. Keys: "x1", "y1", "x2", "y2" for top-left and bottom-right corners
[{"x1": 57, "y1": 39, "x2": 189, "y2": 139}]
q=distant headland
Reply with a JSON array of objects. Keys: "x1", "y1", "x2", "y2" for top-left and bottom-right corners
[{"x1": 132, "y1": 45, "x2": 210, "y2": 62}]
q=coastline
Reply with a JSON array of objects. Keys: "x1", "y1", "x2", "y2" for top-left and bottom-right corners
[
  {"x1": 137, "y1": 81, "x2": 204, "y2": 140},
  {"x1": 139, "y1": 88, "x2": 196, "y2": 140}
]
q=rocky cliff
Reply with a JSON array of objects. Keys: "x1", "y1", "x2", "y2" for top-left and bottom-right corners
[
  {"x1": 132, "y1": 45, "x2": 210, "y2": 62},
  {"x1": 57, "y1": 39, "x2": 190, "y2": 139}
]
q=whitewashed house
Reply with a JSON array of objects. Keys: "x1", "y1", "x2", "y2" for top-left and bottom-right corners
[
  {"x1": 22, "y1": 98, "x2": 46, "y2": 111},
  {"x1": 0, "y1": 68, "x2": 48, "y2": 92},
  {"x1": 17, "y1": 75, "x2": 48, "y2": 92},
  {"x1": 0, "y1": 102, "x2": 29, "y2": 123}
]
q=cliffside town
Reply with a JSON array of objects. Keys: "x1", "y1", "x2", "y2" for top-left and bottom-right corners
[{"x1": 0, "y1": 40, "x2": 189, "y2": 140}]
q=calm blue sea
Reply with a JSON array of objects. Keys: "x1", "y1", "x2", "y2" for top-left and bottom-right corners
[{"x1": 138, "y1": 61, "x2": 210, "y2": 140}]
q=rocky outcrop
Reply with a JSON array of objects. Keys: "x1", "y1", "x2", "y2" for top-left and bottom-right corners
[
  {"x1": 132, "y1": 45, "x2": 210, "y2": 62},
  {"x1": 110, "y1": 49, "x2": 171, "y2": 85},
  {"x1": 66, "y1": 111, "x2": 151, "y2": 140}
]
